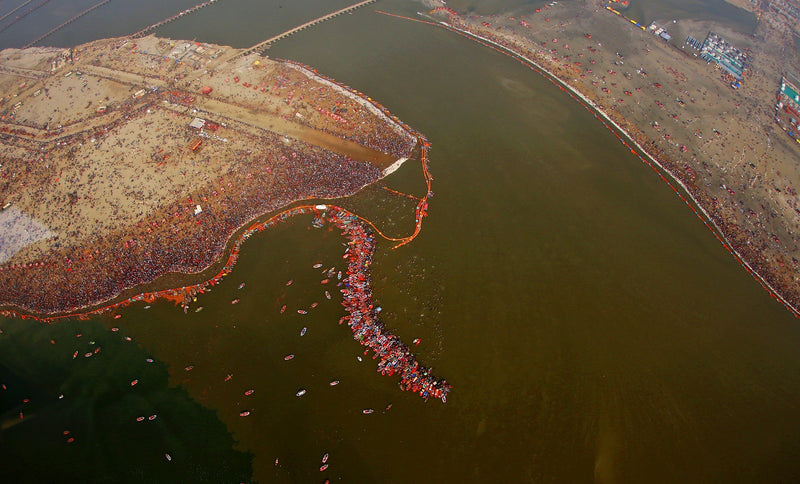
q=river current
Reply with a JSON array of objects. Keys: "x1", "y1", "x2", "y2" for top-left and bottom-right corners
[{"x1": 1, "y1": 0, "x2": 799, "y2": 482}]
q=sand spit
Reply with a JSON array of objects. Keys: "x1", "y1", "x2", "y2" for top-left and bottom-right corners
[{"x1": 0, "y1": 35, "x2": 418, "y2": 315}]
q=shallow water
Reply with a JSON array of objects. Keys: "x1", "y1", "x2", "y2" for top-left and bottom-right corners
[{"x1": 2, "y1": 0, "x2": 800, "y2": 482}]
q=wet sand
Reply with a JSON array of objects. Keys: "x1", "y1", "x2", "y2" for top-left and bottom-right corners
[
  {"x1": 0, "y1": 35, "x2": 416, "y2": 315},
  {"x1": 424, "y1": 0, "x2": 800, "y2": 315}
]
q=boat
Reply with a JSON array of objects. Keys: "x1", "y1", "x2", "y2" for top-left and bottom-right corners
[
  {"x1": 284, "y1": 354, "x2": 295, "y2": 360},
  {"x1": 195, "y1": 306, "x2": 203, "y2": 312},
  {"x1": 322, "y1": 453, "x2": 329, "y2": 463},
  {"x1": 111, "y1": 327, "x2": 119, "y2": 332},
  {"x1": 231, "y1": 298, "x2": 240, "y2": 305},
  {"x1": 313, "y1": 263, "x2": 323, "y2": 269},
  {"x1": 280, "y1": 304, "x2": 286, "y2": 313},
  {"x1": 325, "y1": 291, "x2": 331, "y2": 300},
  {"x1": 300, "y1": 327, "x2": 307, "y2": 336},
  {"x1": 225, "y1": 374, "x2": 233, "y2": 381},
  {"x1": 357, "y1": 356, "x2": 362, "y2": 362},
  {"x1": 320, "y1": 279, "x2": 329, "y2": 284},
  {"x1": 244, "y1": 389, "x2": 254, "y2": 396},
  {"x1": 329, "y1": 380, "x2": 339, "y2": 386},
  {"x1": 165, "y1": 454, "x2": 172, "y2": 461},
  {"x1": 143, "y1": 305, "x2": 151, "y2": 309},
  {"x1": 413, "y1": 338, "x2": 421, "y2": 345},
  {"x1": 130, "y1": 379, "x2": 139, "y2": 386},
  {"x1": 362, "y1": 409, "x2": 374, "y2": 415},
  {"x1": 185, "y1": 365, "x2": 194, "y2": 371},
  {"x1": 238, "y1": 282, "x2": 245, "y2": 289},
  {"x1": 296, "y1": 389, "x2": 306, "y2": 397},
  {"x1": 239, "y1": 411, "x2": 250, "y2": 417},
  {"x1": 136, "y1": 416, "x2": 145, "y2": 422},
  {"x1": 148, "y1": 414, "x2": 157, "y2": 420},
  {"x1": 319, "y1": 464, "x2": 329, "y2": 471},
  {"x1": 310, "y1": 302, "x2": 318, "y2": 308},
  {"x1": 286, "y1": 279, "x2": 293, "y2": 286},
  {"x1": 297, "y1": 309, "x2": 307, "y2": 314},
  {"x1": 114, "y1": 314, "x2": 122, "y2": 319}
]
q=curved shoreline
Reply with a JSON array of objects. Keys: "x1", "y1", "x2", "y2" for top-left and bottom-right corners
[
  {"x1": 0, "y1": 57, "x2": 432, "y2": 321},
  {"x1": 378, "y1": 10, "x2": 800, "y2": 318}
]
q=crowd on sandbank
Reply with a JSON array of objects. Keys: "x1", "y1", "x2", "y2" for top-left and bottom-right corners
[
  {"x1": 0, "y1": 129, "x2": 385, "y2": 314},
  {"x1": 330, "y1": 208, "x2": 451, "y2": 402}
]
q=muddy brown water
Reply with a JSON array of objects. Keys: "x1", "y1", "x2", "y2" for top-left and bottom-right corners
[{"x1": 2, "y1": 0, "x2": 800, "y2": 482}]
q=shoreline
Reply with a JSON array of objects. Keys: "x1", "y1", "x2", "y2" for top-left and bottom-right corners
[
  {"x1": 440, "y1": 21, "x2": 800, "y2": 317},
  {"x1": 378, "y1": 8, "x2": 800, "y2": 317},
  {"x1": 0, "y1": 42, "x2": 429, "y2": 319}
]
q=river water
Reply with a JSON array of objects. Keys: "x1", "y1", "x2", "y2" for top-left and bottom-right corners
[{"x1": 2, "y1": 0, "x2": 800, "y2": 482}]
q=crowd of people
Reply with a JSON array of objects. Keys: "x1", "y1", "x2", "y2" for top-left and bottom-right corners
[
  {"x1": 0, "y1": 128, "x2": 384, "y2": 314},
  {"x1": 330, "y1": 208, "x2": 451, "y2": 403}
]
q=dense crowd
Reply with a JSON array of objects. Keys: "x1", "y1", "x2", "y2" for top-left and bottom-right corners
[
  {"x1": 331, "y1": 209, "x2": 451, "y2": 402},
  {"x1": 0, "y1": 128, "x2": 383, "y2": 314}
]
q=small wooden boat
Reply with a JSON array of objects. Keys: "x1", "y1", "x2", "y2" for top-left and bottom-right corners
[
  {"x1": 296, "y1": 389, "x2": 306, "y2": 397},
  {"x1": 329, "y1": 380, "x2": 339, "y2": 386},
  {"x1": 362, "y1": 408, "x2": 374, "y2": 415},
  {"x1": 319, "y1": 464, "x2": 328, "y2": 471},
  {"x1": 245, "y1": 389, "x2": 254, "y2": 396},
  {"x1": 284, "y1": 354, "x2": 294, "y2": 361}
]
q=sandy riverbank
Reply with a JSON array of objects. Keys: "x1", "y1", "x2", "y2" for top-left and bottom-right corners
[
  {"x1": 424, "y1": 0, "x2": 800, "y2": 315},
  {"x1": 0, "y1": 35, "x2": 419, "y2": 315}
]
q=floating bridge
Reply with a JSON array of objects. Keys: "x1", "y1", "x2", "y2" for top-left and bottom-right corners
[{"x1": 235, "y1": 0, "x2": 377, "y2": 59}]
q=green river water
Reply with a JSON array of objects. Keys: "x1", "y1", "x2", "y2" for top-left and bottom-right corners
[{"x1": 2, "y1": 0, "x2": 800, "y2": 482}]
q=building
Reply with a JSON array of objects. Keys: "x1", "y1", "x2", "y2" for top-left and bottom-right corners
[{"x1": 698, "y1": 32, "x2": 748, "y2": 80}]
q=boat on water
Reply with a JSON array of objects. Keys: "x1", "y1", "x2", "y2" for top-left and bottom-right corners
[
  {"x1": 296, "y1": 389, "x2": 306, "y2": 397},
  {"x1": 148, "y1": 414, "x2": 157, "y2": 421},
  {"x1": 284, "y1": 354, "x2": 295, "y2": 361},
  {"x1": 143, "y1": 305, "x2": 151, "y2": 309},
  {"x1": 244, "y1": 389, "x2": 254, "y2": 396},
  {"x1": 313, "y1": 263, "x2": 323, "y2": 269},
  {"x1": 300, "y1": 327, "x2": 307, "y2": 336},
  {"x1": 325, "y1": 291, "x2": 331, "y2": 300},
  {"x1": 225, "y1": 373, "x2": 233, "y2": 381},
  {"x1": 286, "y1": 279, "x2": 293, "y2": 286},
  {"x1": 280, "y1": 304, "x2": 287, "y2": 313},
  {"x1": 319, "y1": 464, "x2": 329, "y2": 471},
  {"x1": 185, "y1": 365, "x2": 194, "y2": 371},
  {"x1": 195, "y1": 306, "x2": 203, "y2": 312},
  {"x1": 238, "y1": 282, "x2": 245, "y2": 289},
  {"x1": 321, "y1": 279, "x2": 329, "y2": 284},
  {"x1": 165, "y1": 454, "x2": 172, "y2": 462},
  {"x1": 322, "y1": 453, "x2": 329, "y2": 464},
  {"x1": 297, "y1": 309, "x2": 307, "y2": 314},
  {"x1": 329, "y1": 380, "x2": 339, "y2": 386},
  {"x1": 136, "y1": 416, "x2": 145, "y2": 422},
  {"x1": 231, "y1": 298, "x2": 240, "y2": 305},
  {"x1": 239, "y1": 411, "x2": 250, "y2": 417},
  {"x1": 130, "y1": 379, "x2": 138, "y2": 386},
  {"x1": 362, "y1": 409, "x2": 374, "y2": 415},
  {"x1": 114, "y1": 314, "x2": 122, "y2": 319}
]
